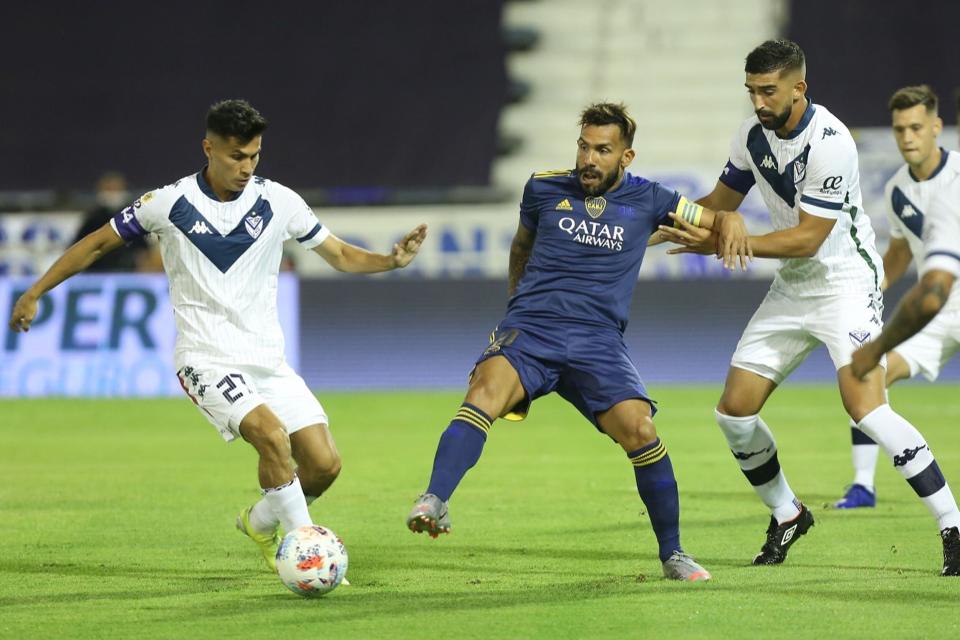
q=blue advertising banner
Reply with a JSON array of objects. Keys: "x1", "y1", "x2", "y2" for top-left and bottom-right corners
[{"x1": 1, "y1": 273, "x2": 300, "y2": 397}]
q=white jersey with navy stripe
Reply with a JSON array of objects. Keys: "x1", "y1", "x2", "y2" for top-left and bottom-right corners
[
  {"x1": 922, "y1": 169, "x2": 960, "y2": 279},
  {"x1": 885, "y1": 150, "x2": 960, "y2": 306},
  {"x1": 720, "y1": 101, "x2": 883, "y2": 297},
  {"x1": 110, "y1": 170, "x2": 329, "y2": 369}
]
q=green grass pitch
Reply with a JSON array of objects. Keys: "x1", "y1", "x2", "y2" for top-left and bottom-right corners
[{"x1": 1, "y1": 384, "x2": 958, "y2": 639}]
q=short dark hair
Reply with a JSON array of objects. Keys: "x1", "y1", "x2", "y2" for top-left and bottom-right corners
[
  {"x1": 888, "y1": 85, "x2": 939, "y2": 114},
  {"x1": 206, "y1": 99, "x2": 268, "y2": 142},
  {"x1": 744, "y1": 39, "x2": 805, "y2": 76},
  {"x1": 578, "y1": 102, "x2": 636, "y2": 147}
]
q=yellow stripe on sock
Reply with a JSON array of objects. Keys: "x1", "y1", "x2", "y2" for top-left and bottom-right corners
[
  {"x1": 459, "y1": 406, "x2": 492, "y2": 428},
  {"x1": 631, "y1": 443, "x2": 667, "y2": 467},
  {"x1": 630, "y1": 443, "x2": 665, "y2": 462},
  {"x1": 456, "y1": 410, "x2": 491, "y2": 433}
]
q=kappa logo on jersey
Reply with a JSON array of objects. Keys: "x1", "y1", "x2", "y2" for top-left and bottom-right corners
[
  {"x1": 555, "y1": 198, "x2": 573, "y2": 211},
  {"x1": 822, "y1": 127, "x2": 838, "y2": 139},
  {"x1": 189, "y1": 220, "x2": 213, "y2": 235},
  {"x1": 558, "y1": 216, "x2": 624, "y2": 251},
  {"x1": 848, "y1": 329, "x2": 871, "y2": 347},
  {"x1": 901, "y1": 204, "x2": 918, "y2": 218},
  {"x1": 760, "y1": 155, "x2": 776, "y2": 170},
  {"x1": 584, "y1": 196, "x2": 607, "y2": 219},
  {"x1": 244, "y1": 213, "x2": 264, "y2": 239},
  {"x1": 793, "y1": 160, "x2": 806, "y2": 184}
]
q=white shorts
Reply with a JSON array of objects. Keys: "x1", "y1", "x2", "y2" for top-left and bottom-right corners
[
  {"x1": 895, "y1": 306, "x2": 960, "y2": 381},
  {"x1": 731, "y1": 288, "x2": 885, "y2": 384},
  {"x1": 176, "y1": 361, "x2": 328, "y2": 442}
]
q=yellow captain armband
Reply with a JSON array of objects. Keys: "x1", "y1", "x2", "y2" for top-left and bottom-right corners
[
  {"x1": 674, "y1": 196, "x2": 704, "y2": 228},
  {"x1": 532, "y1": 169, "x2": 573, "y2": 179}
]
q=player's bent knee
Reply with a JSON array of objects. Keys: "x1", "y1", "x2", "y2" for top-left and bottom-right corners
[
  {"x1": 244, "y1": 423, "x2": 291, "y2": 459},
  {"x1": 612, "y1": 416, "x2": 658, "y2": 451}
]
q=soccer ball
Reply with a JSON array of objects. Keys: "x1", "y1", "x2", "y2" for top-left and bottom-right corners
[{"x1": 275, "y1": 524, "x2": 348, "y2": 597}]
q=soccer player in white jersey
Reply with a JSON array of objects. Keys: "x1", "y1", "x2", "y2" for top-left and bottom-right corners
[
  {"x1": 8, "y1": 99, "x2": 428, "y2": 572},
  {"x1": 835, "y1": 85, "x2": 960, "y2": 510},
  {"x1": 660, "y1": 40, "x2": 960, "y2": 575}
]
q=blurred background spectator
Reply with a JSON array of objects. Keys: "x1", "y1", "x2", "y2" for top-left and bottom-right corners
[{"x1": 72, "y1": 172, "x2": 161, "y2": 273}]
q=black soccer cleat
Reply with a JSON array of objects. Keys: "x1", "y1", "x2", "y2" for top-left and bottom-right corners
[
  {"x1": 941, "y1": 526, "x2": 960, "y2": 576},
  {"x1": 752, "y1": 504, "x2": 815, "y2": 565}
]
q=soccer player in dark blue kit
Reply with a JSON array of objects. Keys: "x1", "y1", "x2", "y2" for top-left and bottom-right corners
[{"x1": 406, "y1": 103, "x2": 749, "y2": 581}]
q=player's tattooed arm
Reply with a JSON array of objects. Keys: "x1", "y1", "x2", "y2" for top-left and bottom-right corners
[
  {"x1": 507, "y1": 223, "x2": 536, "y2": 296},
  {"x1": 851, "y1": 269, "x2": 956, "y2": 379}
]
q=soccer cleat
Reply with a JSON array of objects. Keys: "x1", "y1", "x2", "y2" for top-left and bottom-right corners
[
  {"x1": 752, "y1": 504, "x2": 815, "y2": 565},
  {"x1": 941, "y1": 527, "x2": 960, "y2": 576},
  {"x1": 662, "y1": 551, "x2": 711, "y2": 581},
  {"x1": 833, "y1": 484, "x2": 876, "y2": 509},
  {"x1": 406, "y1": 493, "x2": 451, "y2": 538},
  {"x1": 236, "y1": 506, "x2": 280, "y2": 572}
]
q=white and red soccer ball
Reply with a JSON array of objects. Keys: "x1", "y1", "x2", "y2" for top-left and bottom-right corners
[{"x1": 276, "y1": 525, "x2": 348, "y2": 597}]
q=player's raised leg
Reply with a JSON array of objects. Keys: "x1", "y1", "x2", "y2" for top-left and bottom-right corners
[
  {"x1": 598, "y1": 399, "x2": 710, "y2": 581},
  {"x1": 715, "y1": 367, "x2": 814, "y2": 565},
  {"x1": 838, "y1": 365, "x2": 960, "y2": 575},
  {"x1": 407, "y1": 355, "x2": 526, "y2": 537},
  {"x1": 835, "y1": 353, "x2": 910, "y2": 509}
]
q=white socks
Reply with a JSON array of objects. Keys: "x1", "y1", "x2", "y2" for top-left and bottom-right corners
[
  {"x1": 858, "y1": 404, "x2": 960, "y2": 530},
  {"x1": 715, "y1": 410, "x2": 801, "y2": 523},
  {"x1": 850, "y1": 419, "x2": 879, "y2": 492},
  {"x1": 260, "y1": 476, "x2": 313, "y2": 533}
]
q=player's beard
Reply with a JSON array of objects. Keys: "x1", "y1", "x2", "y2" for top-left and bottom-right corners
[
  {"x1": 756, "y1": 102, "x2": 792, "y2": 131},
  {"x1": 577, "y1": 166, "x2": 620, "y2": 196}
]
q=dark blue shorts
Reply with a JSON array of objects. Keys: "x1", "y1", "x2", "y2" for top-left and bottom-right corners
[{"x1": 475, "y1": 320, "x2": 655, "y2": 427}]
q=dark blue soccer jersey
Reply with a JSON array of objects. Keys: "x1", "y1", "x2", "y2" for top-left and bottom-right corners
[{"x1": 506, "y1": 170, "x2": 681, "y2": 331}]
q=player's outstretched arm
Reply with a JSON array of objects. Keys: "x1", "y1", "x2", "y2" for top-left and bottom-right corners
[
  {"x1": 656, "y1": 195, "x2": 753, "y2": 270},
  {"x1": 851, "y1": 269, "x2": 955, "y2": 379},
  {"x1": 8, "y1": 223, "x2": 125, "y2": 332},
  {"x1": 746, "y1": 210, "x2": 836, "y2": 258},
  {"x1": 313, "y1": 224, "x2": 427, "y2": 273}
]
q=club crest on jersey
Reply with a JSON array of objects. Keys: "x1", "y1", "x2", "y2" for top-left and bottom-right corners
[
  {"x1": 848, "y1": 329, "x2": 871, "y2": 347},
  {"x1": 792, "y1": 160, "x2": 806, "y2": 184},
  {"x1": 244, "y1": 213, "x2": 264, "y2": 239},
  {"x1": 584, "y1": 196, "x2": 607, "y2": 219}
]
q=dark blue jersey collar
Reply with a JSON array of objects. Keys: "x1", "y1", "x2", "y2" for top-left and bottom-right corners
[
  {"x1": 780, "y1": 98, "x2": 816, "y2": 140},
  {"x1": 909, "y1": 147, "x2": 949, "y2": 182},
  {"x1": 197, "y1": 166, "x2": 242, "y2": 202}
]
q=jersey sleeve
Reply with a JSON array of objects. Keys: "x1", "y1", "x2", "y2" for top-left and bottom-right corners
[
  {"x1": 883, "y1": 178, "x2": 904, "y2": 240},
  {"x1": 798, "y1": 133, "x2": 858, "y2": 219},
  {"x1": 921, "y1": 178, "x2": 960, "y2": 277},
  {"x1": 284, "y1": 190, "x2": 331, "y2": 249},
  {"x1": 110, "y1": 188, "x2": 169, "y2": 240},
  {"x1": 652, "y1": 183, "x2": 682, "y2": 227},
  {"x1": 519, "y1": 176, "x2": 540, "y2": 230},
  {"x1": 718, "y1": 124, "x2": 756, "y2": 195}
]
